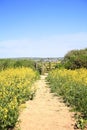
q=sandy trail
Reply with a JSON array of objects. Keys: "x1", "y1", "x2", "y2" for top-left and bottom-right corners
[{"x1": 18, "y1": 74, "x2": 75, "y2": 130}]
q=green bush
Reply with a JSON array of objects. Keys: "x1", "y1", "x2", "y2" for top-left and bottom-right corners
[
  {"x1": 62, "y1": 48, "x2": 87, "y2": 69},
  {"x1": 0, "y1": 59, "x2": 36, "y2": 71}
]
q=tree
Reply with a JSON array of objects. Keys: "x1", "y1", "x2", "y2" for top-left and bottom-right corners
[{"x1": 62, "y1": 48, "x2": 87, "y2": 69}]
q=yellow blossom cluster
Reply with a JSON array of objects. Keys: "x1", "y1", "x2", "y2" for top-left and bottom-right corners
[
  {"x1": 0, "y1": 67, "x2": 39, "y2": 130},
  {"x1": 47, "y1": 68, "x2": 87, "y2": 117}
]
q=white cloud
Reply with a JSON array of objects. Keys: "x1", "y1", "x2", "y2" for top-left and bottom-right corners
[{"x1": 0, "y1": 32, "x2": 87, "y2": 58}]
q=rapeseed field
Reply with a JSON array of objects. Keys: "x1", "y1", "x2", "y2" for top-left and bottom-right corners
[{"x1": 0, "y1": 67, "x2": 39, "y2": 130}]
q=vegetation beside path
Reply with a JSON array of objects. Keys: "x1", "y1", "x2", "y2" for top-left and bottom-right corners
[
  {"x1": 18, "y1": 74, "x2": 75, "y2": 130},
  {"x1": 47, "y1": 68, "x2": 87, "y2": 129},
  {"x1": 0, "y1": 67, "x2": 39, "y2": 130}
]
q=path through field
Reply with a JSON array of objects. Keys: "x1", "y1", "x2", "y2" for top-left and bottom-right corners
[{"x1": 18, "y1": 74, "x2": 75, "y2": 130}]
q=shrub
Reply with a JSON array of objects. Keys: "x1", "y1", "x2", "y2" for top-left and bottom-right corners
[{"x1": 62, "y1": 48, "x2": 87, "y2": 69}]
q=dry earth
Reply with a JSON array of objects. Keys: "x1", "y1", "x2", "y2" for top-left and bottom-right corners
[{"x1": 17, "y1": 74, "x2": 75, "y2": 130}]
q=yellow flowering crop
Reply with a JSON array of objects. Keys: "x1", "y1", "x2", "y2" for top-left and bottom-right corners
[
  {"x1": 47, "y1": 68, "x2": 87, "y2": 117},
  {"x1": 0, "y1": 67, "x2": 39, "y2": 130}
]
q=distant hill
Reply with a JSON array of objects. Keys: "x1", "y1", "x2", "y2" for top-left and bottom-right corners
[{"x1": 5, "y1": 57, "x2": 64, "y2": 62}]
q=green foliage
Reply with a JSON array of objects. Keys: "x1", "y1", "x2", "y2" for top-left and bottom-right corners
[
  {"x1": 0, "y1": 59, "x2": 36, "y2": 71},
  {"x1": 75, "y1": 115, "x2": 87, "y2": 130},
  {"x1": 62, "y1": 48, "x2": 87, "y2": 69},
  {"x1": 47, "y1": 68, "x2": 87, "y2": 129},
  {"x1": 55, "y1": 62, "x2": 64, "y2": 69}
]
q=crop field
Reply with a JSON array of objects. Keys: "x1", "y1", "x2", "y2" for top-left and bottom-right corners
[
  {"x1": 0, "y1": 67, "x2": 39, "y2": 130},
  {"x1": 47, "y1": 68, "x2": 87, "y2": 129}
]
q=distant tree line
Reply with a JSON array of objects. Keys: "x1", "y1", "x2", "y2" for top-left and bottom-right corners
[
  {"x1": 0, "y1": 59, "x2": 36, "y2": 71},
  {"x1": 1, "y1": 47, "x2": 86, "y2": 73},
  {"x1": 0, "y1": 59, "x2": 51, "y2": 74}
]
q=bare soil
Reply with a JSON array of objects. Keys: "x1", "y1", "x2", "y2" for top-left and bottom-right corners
[{"x1": 18, "y1": 74, "x2": 75, "y2": 130}]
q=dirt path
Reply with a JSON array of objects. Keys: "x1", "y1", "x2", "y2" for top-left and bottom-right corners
[{"x1": 18, "y1": 74, "x2": 75, "y2": 130}]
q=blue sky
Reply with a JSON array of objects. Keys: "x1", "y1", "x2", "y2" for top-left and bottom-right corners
[{"x1": 0, "y1": 0, "x2": 87, "y2": 58}]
